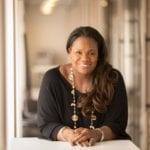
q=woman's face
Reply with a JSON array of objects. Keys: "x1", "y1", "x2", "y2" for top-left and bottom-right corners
[{"x1": 68, "y1": 36, "x2": 98, "y2": 76}]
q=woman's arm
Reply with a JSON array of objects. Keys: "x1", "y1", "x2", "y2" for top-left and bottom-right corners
[
  {"x1": 70, "y1": 125, "x2": 116, "y2": 146},
  {"x1": 101, "y1": 71, "x2": 130, "y2": 139},
  {"x1": 37, "y1": 70, "x2": 64, "y2": 140}
]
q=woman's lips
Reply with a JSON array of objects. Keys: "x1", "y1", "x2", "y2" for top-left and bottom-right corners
[{"x1": 79, "y1": 64, "x2": 92, "y2": 68}]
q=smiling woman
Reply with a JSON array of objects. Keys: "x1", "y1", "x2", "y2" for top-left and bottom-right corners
[
  {"x1": 37, "y1": 26, "x2": 131, "y2": 147},
  {"x1": 68, "y1": 36, "x2": 98, "y2": 77}
]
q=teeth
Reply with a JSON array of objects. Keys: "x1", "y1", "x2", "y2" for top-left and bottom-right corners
[{"x1": 80, "y1": 64, "x2": 90, "y2": 66}]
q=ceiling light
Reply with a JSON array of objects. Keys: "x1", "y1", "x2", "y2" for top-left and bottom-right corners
[
  {"x1": 40, "y1": 0, "x2": 59, "y2": 15},
  {"x1": 99, "y1": 0, "x2": 108, "y2": 7}
]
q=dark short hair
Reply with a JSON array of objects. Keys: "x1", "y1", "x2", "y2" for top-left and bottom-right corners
[{"x1": 66, "y1": 26, "x2": 108, "y2": 64}]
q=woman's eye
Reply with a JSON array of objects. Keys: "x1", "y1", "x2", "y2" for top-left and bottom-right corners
[
  {"x1": 76, "y1": 51, "x2": 82, "y2": 54},
  {"x1": 90, "y1": 52, "x2": 95, "y2": 56}
]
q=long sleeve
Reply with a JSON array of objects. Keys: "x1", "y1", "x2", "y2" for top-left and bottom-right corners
[
  {"x1": 37, "y1": 70, "x2": 64, "y2": 140},
  {"x1": 102, "y1": 71, "x2": 131, "y2": 139}
]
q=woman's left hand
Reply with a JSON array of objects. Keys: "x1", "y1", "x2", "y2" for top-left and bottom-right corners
[{"x1": 72, "y1": 127, "x2": 100, "y2": 146}]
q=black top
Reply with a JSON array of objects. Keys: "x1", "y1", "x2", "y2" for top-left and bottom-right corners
[{"x1": 37, "y1": 66, "x2": 131, "y2": 140}]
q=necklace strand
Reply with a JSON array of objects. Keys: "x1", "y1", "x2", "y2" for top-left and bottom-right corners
[{"x1": 69, "y1": 67, "x2": 96, "y2": 129}]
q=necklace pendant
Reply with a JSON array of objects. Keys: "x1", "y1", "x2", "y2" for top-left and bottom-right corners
[
  {"x1": 91, "y1": 114, "x2": 97, "y2": 121},
  {"x1": 89, "y1": 125, "x2": 95, "y2": 130},
  {"x1": 71, "y1": 114, "x2": 78, "y2": 122},
  {"x1": 71, "y1": 89, "x2": 75, "y2": 95},
  {"x1": 70, "y1": 102, "x2": 76, "y2": 107}
]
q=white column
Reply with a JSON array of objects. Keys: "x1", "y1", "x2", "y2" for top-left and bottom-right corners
[
  {"x1": 4, "y1": 0, "x2": 16, "y2": 149},
  {"x1": 15, "y1": 0, "x2": 26, "y2": 137}
]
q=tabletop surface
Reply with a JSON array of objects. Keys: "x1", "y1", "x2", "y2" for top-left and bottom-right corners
[{"x1": 10, "y1": 137, "x2": 140, "y2": 150}]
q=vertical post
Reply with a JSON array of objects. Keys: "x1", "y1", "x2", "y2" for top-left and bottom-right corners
[
  {"x1": 0, "y1": 0, "x2": 6, "y2": 149},
  {"x1": 15, "y1": 0, "x2": 26, "y2": 137},
  {"x1": 4, "y1": 0, "x2": 16, "y2": 149},
  {"x1": 140, "y1": 0, "x2": 147, "y2": 149}
]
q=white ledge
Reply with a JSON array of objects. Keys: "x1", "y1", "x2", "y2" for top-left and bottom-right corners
[{"x1": 10, "y1": 137, "x2": 140, "y2": 150}]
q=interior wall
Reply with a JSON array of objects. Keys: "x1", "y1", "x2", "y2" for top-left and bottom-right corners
[
  {"x1": 25, "y1": 2, "x2": 69, "y2": 69},
  {"x1": 25, "y1": 0, "x2": 109, "y2": 69}
]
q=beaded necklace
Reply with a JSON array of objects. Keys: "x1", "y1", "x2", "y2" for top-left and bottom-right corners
[{"x1": 69, "y1": 67, "x2": 97, "y2": 129}]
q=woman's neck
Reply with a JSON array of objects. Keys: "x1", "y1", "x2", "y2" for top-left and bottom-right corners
[
  {"x1": 71, "y1": 68, "x2": 93, "y2": 93},
  {"x1": 60, "y1": 64, "x2": 93, "y2": 93}
]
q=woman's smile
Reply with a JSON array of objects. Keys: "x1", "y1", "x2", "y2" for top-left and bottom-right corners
[{"x1": 69, "y1": 36, "x2": 98, "y2": 75}]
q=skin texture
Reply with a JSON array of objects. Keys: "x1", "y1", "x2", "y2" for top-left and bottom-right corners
[
  {"x1": 68, "y1": 37, "x2": 98, "y2": 77},
  {"x1": 57, "y1": 36, "x2": 116, "y2": 146},
  {"x1": 68, "y1": 36, "x2": 98, "y2": 93}
]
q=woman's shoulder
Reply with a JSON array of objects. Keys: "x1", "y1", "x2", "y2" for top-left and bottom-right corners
[
  {"x1": 111, "y1": 68, "x2": 126, "y2": 87},
  {"x1": 42, "y1": 66, "x2": 60, "y2": 82},
  {"x1": 43, "y1": 64, "x2": 70, "y2": 82},
  {"x1": 45, "y1": 65, "x2": 59, "y2": 75},
  {"x1": 107, "y1": 68, "x2": 117, "y2": 78},
  {"x1": 107, "y1": 68, "x2": 125, "y2": 87},
  {"x1": 110, "y1": 68, "x2": 124, "y2": 78}
]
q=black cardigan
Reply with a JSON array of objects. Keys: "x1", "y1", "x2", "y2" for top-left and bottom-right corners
[{"x1": 37, "y1": 66, "x2": 131, "y2": 140}]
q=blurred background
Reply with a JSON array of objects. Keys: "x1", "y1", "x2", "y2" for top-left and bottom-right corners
[{"x1": 0, "y1": 0, "x2": 149, "y2": 150}]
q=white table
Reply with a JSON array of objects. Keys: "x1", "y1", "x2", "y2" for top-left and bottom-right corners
[{"x1": 10, "y1": 138, "x2": 140, "y2": 150}]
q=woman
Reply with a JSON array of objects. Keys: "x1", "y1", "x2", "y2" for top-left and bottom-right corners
[{"x1": 37, "y1": 26, "x2": 131, "y2": 146}]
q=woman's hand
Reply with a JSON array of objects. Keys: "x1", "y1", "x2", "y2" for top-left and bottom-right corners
[
  {"x1": 57, "y1": 127, "x2": 75, "y2": 143},
  {"x1": 57, "y1": 126, "x2": 105, "y2": 146},
  {"x1": 71, "y1": 127, "x2": 101, "y2": 146}
]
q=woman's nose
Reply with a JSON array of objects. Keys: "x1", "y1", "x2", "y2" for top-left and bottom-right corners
[{"x1": 81, "y1": 54, "x2": 90, "y2": 61}]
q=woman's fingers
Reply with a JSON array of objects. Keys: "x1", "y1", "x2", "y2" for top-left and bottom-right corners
[
  {"x1": 73, "y1": 128, "x2": 90, "y2": 142},
  {"x1": 73, "y1": 138, "x2": 96, "y2": 147},
  {"x1": 72, "y1": 128, "x2": 92, "y2": 144},
  {"x1": 74, "y1": 127, "x2": 84, "y2": 135},
  {"x1": 78, "y1": 140, "x2": 89, "y2": 147},
  {"x1": 71, "y1": 127, "x2": 97, "y2": 147},
  {"x1": 75, "y1": 134, "x2": 89, "y2": 143},
  {"x1": 89, "y1": 138, "x2": 96, "y2": 146},
  {"x1": 82, "y1": 141, "x2": 90, "y2": 147}
]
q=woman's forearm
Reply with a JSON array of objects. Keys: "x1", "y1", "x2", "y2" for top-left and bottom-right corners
[{"x1": 100, "y1": 125, "x2": 116, "y2": 141}]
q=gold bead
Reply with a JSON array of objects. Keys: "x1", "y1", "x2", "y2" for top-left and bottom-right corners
[
  {"x1": 91, "y1": 114, "x2": 97, "y2": 120},
  {"x1": 70, "y1": 103, "x2": 76, "y2": 107},
  {"x1": 71, "y1": 90, "x2": 75, "y2": 95},
  {"x1": 71, "y1": 114, "x2": 78, "y2": 121}
]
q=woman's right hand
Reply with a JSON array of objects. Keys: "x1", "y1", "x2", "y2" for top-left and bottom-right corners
[{"x1": 57, "y1": 127, "x2": 75, "y2": 143}]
